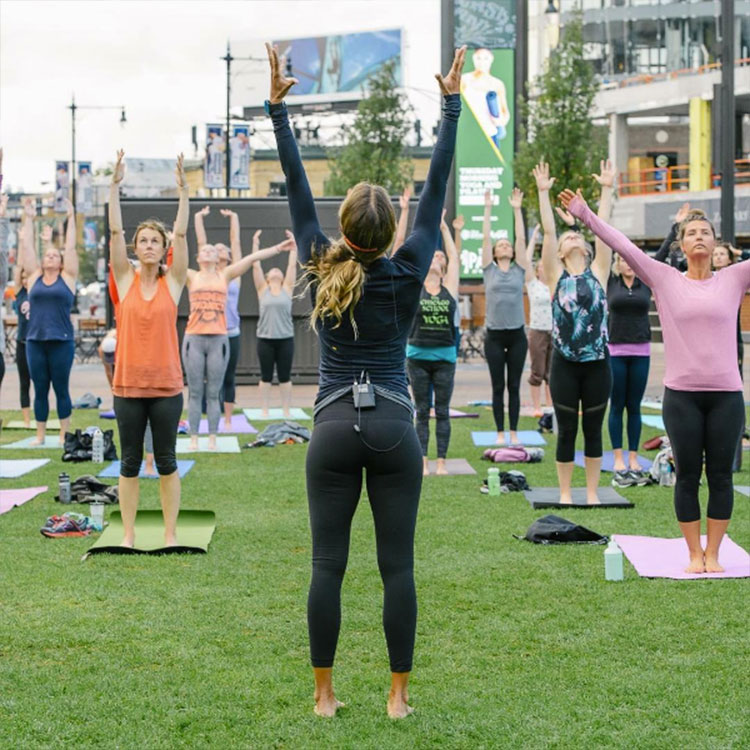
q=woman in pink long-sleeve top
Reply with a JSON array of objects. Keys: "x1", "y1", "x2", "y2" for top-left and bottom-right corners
[{"x1": 561, "y1": 188, "x2": 748, "y2": 574}]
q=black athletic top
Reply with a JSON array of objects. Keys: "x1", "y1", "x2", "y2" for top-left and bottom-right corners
[
  {"x1": 269, "y1": 94, "x2": 461, "y2": 411},
  {"x1": 408, "y1": 286, "x2": 458, "y2": 349},
  {"x1": 607, "y1": 274, "x2": 652, "y2": 344},
  {"x1": 653, "y1": 223, "x2": 687, "y2": 271}
]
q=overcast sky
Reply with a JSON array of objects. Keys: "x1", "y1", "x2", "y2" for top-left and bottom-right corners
[{"x1": 0, "y1": 0, "x2": 443, "y2": 193}]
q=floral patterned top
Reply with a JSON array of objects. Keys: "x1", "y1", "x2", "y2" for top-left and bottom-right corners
[{"x1": 552, "y1": 267, "x2": 609, "y2": 362}]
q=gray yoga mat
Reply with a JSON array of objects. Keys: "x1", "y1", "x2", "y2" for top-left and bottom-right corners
[
  {"x1": 425, "y1": 459, "x2": 477, "y2": 475},
  {"x1": 523, "y1": 487, "x2": 634, "y2": 510}
]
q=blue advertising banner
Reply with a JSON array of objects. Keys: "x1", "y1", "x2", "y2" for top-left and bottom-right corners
[
  {"x1": 229, "y1": 125, "x2": 251, "y2": 190},
  {"x1": 77, "y1": 161, "x2": 93, "y2": 215},
  {"x1": 54, "y1": 161, "x2": 70, "y2": 213},
  {"x1": 204, "y1": 124, "x2": 225, "y2": 190}
]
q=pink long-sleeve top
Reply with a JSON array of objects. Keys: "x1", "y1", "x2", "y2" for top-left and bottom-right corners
[{"x1": 569, "y1": 195, "x2": 750, "y2": 392}]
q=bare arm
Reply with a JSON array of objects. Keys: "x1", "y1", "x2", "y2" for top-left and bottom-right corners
[
  {"x1": 225, "y1": 235, "x2": 296, "y2": 282},
  {"x1": 19, "y1": 199, "x2": 40, "y2": 280},
  {"x1": 509, "y1": 187, "x2": 527, "y2": 271},
  {"x1": 591, "y1": 159, "x2": 615, "y2": 288},
  {"x1": 533, "y1": 161, "x2": 560, "y2": 289},
  {"x1": 60, "y1": 199, "x2": 78, "y2": 285},
  {"x1": 166, "y1": 154, "x2": 189, "y2": 298},
  {"x1": 524, "y1": 224, "x2": 540, "y2": 283},
  {"x1": 441, "y1": 211, "x2": 459, "y2": 300},
  {"x1": 391, "y1": 185, "x2": 411, "y2": 257},
  {"x1": 108, "y1": 150, "x2": 134, "y2": 297},
  {"x1": 194, "y1": 205, "x2": 209, "y2": 248},
  {"x1": 250, "y1": 230, "x2": 267, "y2": 294},
  {"x1": 482, "y1": 189, "x2": 493, "y2": 269},
  {"x1": 282, "y1": 230, "x2": 298, "y2": 293},
  {"x1": 220, "y1": 209, "x2": 242, "y2": 264}
]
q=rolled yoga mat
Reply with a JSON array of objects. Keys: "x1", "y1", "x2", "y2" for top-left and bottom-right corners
[
  {"x1": 641, "y1": 414, "x2": 666, "y2": 430},
  {"x1": 4, "y1": 419, "x2": 61, "y2": 430},
  {"x1": 613, "y1": 534, "x2": 750, "y2": 580},
  {"x1": 242, "y1": 407, "x2": 311, "y2": 421},
  {"x1": 472, "y1": 431, "x2": 547, "y2": 447},
  {"x1": 198, "y1": 414, "x2": 257, "y2": 434},
  {"x1": 574, "y1": 450, "x2": 652, "y2": 473},
  {"x1": 176, "y1": 436, "x2": 241, "y2": 454},
  {"x1": 86, "y1": 510, "x2": 216, "y2": 556},
  {"x1": 0, "y1": 486, "x2": 48, "y2": 515},
  {"x1": 523, "y1": 487, "x2": 633, "y2": 510},
  {"x1": 0, "y1": 458, "x2": 51, "y2": 478},
  {"x1": 1, "y1": 436, "x2": 61, "y2": 450},
  {"x1": 425, "y1": 458, "x2": 477, "y2": 475},
  {"x1": 98, "y1": 460, "x2": 195, "y2": 479}
]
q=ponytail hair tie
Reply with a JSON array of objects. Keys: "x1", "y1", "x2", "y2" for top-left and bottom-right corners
[{"x1": 343, "y1": 235, "x2": 379, "y2": 253}]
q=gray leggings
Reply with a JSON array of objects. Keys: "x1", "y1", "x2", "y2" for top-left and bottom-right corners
[{"x1": 182, "y1": 333, "x2": 229, "y2": 435}]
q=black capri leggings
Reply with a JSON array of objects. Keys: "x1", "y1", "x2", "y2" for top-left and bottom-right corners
[
  {"x1": 113, "y1": 394, "x2": 183, "y2": 477},
  {"x1": 305, "y1": 395, "x2": 423, "y2": 673},
  {"x1": 407, "y1": 357, "x2": 456, "y2": 458},
  {"x1": 484, "y1": 327, "x2": 528, "y2": 433},
  {"x1": 16, "y1": 340, "x2": 32, "y2": 409},
  {"x1": 257, "y1": 336, "x2": 294, "y2": 383},
  {"x1": 549, "y1": 350, "x2": 612, "y2": 463},
  {"x1": 662, "y1": 387, "x2": 744, "y2": 522},
  {"x1": 221, "y1": 334, "x2": 241, "y2": 405}
]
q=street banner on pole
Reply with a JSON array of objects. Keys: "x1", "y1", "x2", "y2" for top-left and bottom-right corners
[
  {"x1": 77, "y1": 161, "x2": 94, "y2": 215},
  {"x1": 54, "y1": 161, "x2": 70, "y2": 213},
  {"x1": 204, "y1": 124, "x2": 226, "y2": 189},
  {"x1": 229, "y1": 125, "x2": 251, "y2": 190}
]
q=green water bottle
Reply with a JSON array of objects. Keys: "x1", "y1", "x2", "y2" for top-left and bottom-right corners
[{"x1": 487, "y1": 467, "x2": 501, "y2": 496}]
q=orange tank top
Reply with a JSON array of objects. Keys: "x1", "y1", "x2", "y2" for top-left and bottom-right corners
[
  {"x1": 185, "y1": 271, "x2": 228, "y2": 335},
  {"x1": 113, "y1": 272, "x2": 184, "y2": 398}
]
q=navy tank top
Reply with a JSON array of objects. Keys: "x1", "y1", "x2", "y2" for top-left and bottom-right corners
[{"x1": 27, "y1": 275, "x2": 75, "y2": 342}]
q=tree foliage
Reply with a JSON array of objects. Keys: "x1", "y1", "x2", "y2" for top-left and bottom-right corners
[
  {"x1": 515, "y1": 14, "x2": 607, "y2": 225},
  {"x1": 324, "y1": 59, "x2": 414, "y2": 196}
]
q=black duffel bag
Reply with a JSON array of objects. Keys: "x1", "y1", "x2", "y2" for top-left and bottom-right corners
[{"x1": 62, "y1": 429, "x2": 118, "y2": 462}]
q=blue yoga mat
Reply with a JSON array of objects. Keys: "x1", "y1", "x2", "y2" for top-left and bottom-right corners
[
  {"x1": 471, "y1": 431, "x2": 547, "y2": 447},
  {"x1": 641, "y1": 414, "x2": 665, "y2": 430},
  {"x1": 98, "y1": 460, "x2": 195, "y2": 479},
  {"x1": 574, "y1": 450, "x2": 652, "y2": 473}
]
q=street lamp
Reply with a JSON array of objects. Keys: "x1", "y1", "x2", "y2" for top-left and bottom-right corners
[{"x1": 68, "y1": 95, "x2": 127, "y2": 211}]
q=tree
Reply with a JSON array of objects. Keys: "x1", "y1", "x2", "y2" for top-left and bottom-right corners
[
  {"x1": 515, "y1": 14, "x2": 608, "y2": 225},
  {"x1": 324, "y1": 59, "x2": 414, "y2": 196}
]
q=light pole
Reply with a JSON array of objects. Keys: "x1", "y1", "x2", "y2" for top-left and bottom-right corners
[{"x1": 68, "y1": 95, "x2": 126, "y2": 210}]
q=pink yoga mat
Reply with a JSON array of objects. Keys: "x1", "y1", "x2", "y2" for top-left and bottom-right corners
[
  {"x1": 0, "y1": 486, "x2": 48, "y2": 515},
  {"x1": 197, "y1": 414, "x2": 257, "y2": 434},
  {"x1": 613, "y1": 534, "x2": 750, "y2": 580}
]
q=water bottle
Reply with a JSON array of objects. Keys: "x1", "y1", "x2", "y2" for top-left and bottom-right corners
[
  {"x1": 604, "y1": 539, "x2": 624, "y2": 581},
  {"x1": 58, "y1": 473, "x2": 71, "y2": 504},
  {"x1": 659, "y1": 459, "x2": 671, "y2": 487},
  {"x1": 92, "y1": 428, "x2": 104, "y2": 463},
  {"x1": 487, "y1": 467, "x2": 501, "y2": 496}
]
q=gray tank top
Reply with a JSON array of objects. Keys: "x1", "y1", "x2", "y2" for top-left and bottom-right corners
[
  {"x1": 483, "y1": 262, "x2": 525, "y2": 330},
  {"x1": 257, "y1": 287, "x2": 294, "y2": 339}
]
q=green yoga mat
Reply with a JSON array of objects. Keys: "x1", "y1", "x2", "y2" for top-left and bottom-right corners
[{"x1": 85, "y1": 510, "x2": 216, "y2": 556}]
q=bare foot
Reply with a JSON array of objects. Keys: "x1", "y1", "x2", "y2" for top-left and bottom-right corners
[
  {"x1": 586, "y1": 496, "x2": 601, "y2": 505},
  {"x1": 144, "y1": 459, "x2": 157, "y2": 477},
  {"x1": 121, "y1": 537, "x2": 135, "y2": 548},
  {"x1": 684, "y1": 554, "x2": 705, "y2": 574},
  {"x1": 58, "y1": 435, "x2": 65, "y2": 446},
  {"x1": 164, "y1": 535, "x2": 179, "y2": 547},
  {"x1": 387, "y1": 691, "x2": 414, "y2": 719},
  {"x1": 704, "y1": 554, "x2": 724, "y2": 573},
  {"x1": 261, "y1": 409, "x2": 269, "y2": 419},
  {"x1": 314, "y1": 691, "x2": 344, "y2": 718},
  {"x1": 435, "y1": 459, "x2": 448, "y2": 476},
  {"x1": 509, "y1": 431, "x2": 520, "y2": 446},
  {"x1": 559, "y1": 493, "x2": 573, "y2": 504},
  {"x1": 189, "y1": 436, "x2": 199, "y2": 451},
  {"x1": 23, "y1": 421, "x2": 32, "y2": 429},
  {"x1": 223, "y1": 419, "x2": 232, "y2": 431},
  {"x1": 423, "y1": 458, "x2": 430, "y2": 476},
  {"x1": 29, "y1": 437, "x2": 43, "y2": 446},
  {"x1": 495, "y1": 432, "x2": 506, "y2": 445},
  {"x1": 532, "y1": 410, "x2": 543, "y2": 418},
  {"x1": 207, "y1": 435, "x2": 217, "y2": 451},
  {"x1": 283, "y1": 410, "x2": 291, "y2": 419}
]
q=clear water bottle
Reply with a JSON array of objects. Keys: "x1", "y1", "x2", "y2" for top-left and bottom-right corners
[
  {"x1": 659, "y1": 460, "x2": 671, "y2": 487},
  {"x1": 604, "y1": 539, "x2": 624, "y2": 581},
  {"x1": 92, "y1": 428, "x2": 104, "y2": 463},
  {"x1": 487, "y1": 467, "x2": 501, "y2": 496},
  {"x1": 58, "y1": 472, "x2": 71, "y2": 504}
]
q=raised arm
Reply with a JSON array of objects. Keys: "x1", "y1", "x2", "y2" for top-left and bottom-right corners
[
  {"x1": 440, "y1": 210, "x2": 459, "y2": 300},
  {"x1": 0, "y1": 195, "x2": 8, "y2": 292},
  {"x1": 266, "y1": 43, "x2": 328, "y2": 265},
  {"x1": 590, "y1": 159, "x2": 615, "y2": 287},
  {"x1": 654, "y1": 203, "x2": 689, "y2": 264},
  {"x1": 220, "y1": 209, "x2": 242, "y2": 264},
  {"x1": 194, "y1": 205, "x2": 209, "y2": 248},
  {"x1": 225, "y1": 233, "x2": 296, "y2": 282},
  {"x1": 524, "y1": 224, "x2": 540, "y2": 283},
  {"x1": 19, "y1": 199, "x2": 40, "y2": 279},
  {"x1": 250, "y1": 230, "x2": 266, "y2": 294},
  {"x1": 391, "y1": 185, "x2": 411, "y2": 257},
  {"x1": 481, "y1": 189, "x2": 493, "y2": 269},
  {"x1": 108, "y1": 150, "x2": 133, "y2": 294},
  {"x1": 533, "y1": 161, "x2": 560, "y2": 289},
  {"x1": 562, "y1": 189, "x2": 663, "y2": 289},
  {"x1": 509, "y1": 187, "x2": 527, "y2": 271},
  {"x1": 60, "y1": 198, "x2": 78, "y2": 284},
  {"x1": 283, "y1": 230, "x2": 298, "y2": 293},
  {"x1": 166, "y1": 153, "x2": 189, "y2": 297},
  {"x1": 391, "y1": 47, "x2": 465, "y2": 279}
]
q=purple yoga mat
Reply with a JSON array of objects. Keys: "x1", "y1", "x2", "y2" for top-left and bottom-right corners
[
  {"x1": 0, "y1": 486, "x2": 48, "y2": 515},
  {"x1": 197, "y1": 414, "x2": 257, "y2": 434},
  {"x1": 613, "y1": 534, "x2": 750, "y2": 580},
  {"x1": 574, "y1": 450, "x2": 652, "y2": 473}
]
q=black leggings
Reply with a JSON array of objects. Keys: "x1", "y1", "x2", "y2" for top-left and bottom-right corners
[
  {"x1": 484, "y1": 327, "x2": 528, "y2": 432},
  {"x1": 113, "y1": 394, "x2": 183, "y2": 477},
  {"x1": 306, "y1": 395, "x2": 423, "y2": 673},
  {"x1": 662, "y1": 387, "x2": 744, "y2": 522},
  {"x1": 549, "y1": 350, "x2": 612, "y2": 462},
  {"x1": 221, "y1": 335, "x2": 241, "y2": 405},
  {"x1": 16, "y1": 340, "x2": 31, "y2": 409},
  {"x1": 257, "y1": 336, "x2": 294, "y2": 383},
  {"x1": 407, "y1": 358, "x2": 456, "y2": 458}
]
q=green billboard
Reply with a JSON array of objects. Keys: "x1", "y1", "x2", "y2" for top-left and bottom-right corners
[{"x1": 455, "y1": 47, "x2": 515, "y2": 278}]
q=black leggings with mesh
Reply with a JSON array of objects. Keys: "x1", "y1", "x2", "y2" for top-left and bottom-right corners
[
  {"x1": 407, "y1": 357, "x2": 456, "y2": 458},
  {"x1": 549, "y1": 350, "x2": 612, "y2": 462},
  {"x1": 305, "y1": 394, "x2": 422, "y2": 673}
]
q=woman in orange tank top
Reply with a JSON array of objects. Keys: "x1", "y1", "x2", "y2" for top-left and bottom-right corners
[
  {"x1": 108, "y1": 150, "x2": 189, "y2": 548},
  {"x1": 183, "y1": 221, "x2": 296, "y2": 450}
]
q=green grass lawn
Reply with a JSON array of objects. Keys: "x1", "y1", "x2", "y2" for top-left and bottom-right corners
[{"x1": 0, "y1": 406, "x2": 748, "y2": 749}]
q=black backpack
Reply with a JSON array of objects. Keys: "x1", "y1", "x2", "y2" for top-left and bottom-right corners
[
  {"x1": 516, "y1": 514, "x2": 608, "y2": 545},
  {"x1": 62, "y1": 429, "x2": 118, "y2": 462}
]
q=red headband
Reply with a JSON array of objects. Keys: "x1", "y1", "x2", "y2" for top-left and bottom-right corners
[{"x1": 343, "y1": 235, "x2": 380, "y2": 253}]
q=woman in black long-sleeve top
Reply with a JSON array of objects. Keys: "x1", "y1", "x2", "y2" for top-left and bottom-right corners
[{"x1": 265, "y1": 43, "x2": 465, "y2": 719}]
